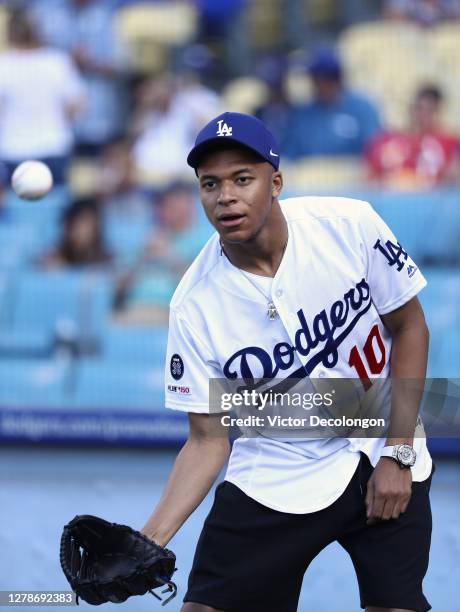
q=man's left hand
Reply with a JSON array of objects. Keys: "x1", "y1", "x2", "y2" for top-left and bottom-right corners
[{"x1": 365, "y1": 457, "x2": 412, "y2": 525}]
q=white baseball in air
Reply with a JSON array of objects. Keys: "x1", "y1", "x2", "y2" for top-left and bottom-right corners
[{"x1": 11, "y1": 160, "x2": 54, "y2": 200}]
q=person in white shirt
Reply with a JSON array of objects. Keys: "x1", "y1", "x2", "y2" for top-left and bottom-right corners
[
  {"x1": 0, "y1": 10, "x2": 85, "y2": 184},
  {"x1": 132, "y1": 73, "x2": 220, "y2": 180},
  {"x1": 141, "y1": 112, "x2": 434, "y2": 612}
]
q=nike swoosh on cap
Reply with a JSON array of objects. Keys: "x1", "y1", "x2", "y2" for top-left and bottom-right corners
[{"x1": 269, "y1": 149, "x2": 279, "y2": 157}]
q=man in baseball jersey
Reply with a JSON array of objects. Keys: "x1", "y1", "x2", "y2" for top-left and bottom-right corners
[{"x1": 141, "y1": 112, "x2": 433, "y2": 612}]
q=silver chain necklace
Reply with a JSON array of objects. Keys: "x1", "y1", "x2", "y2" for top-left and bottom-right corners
[
  {"x1": 239, "y1": 269, "x2": 279, "y2": 320},
  {"x1": 221, "y1": 240, "x2": 288, "y2": 321}
]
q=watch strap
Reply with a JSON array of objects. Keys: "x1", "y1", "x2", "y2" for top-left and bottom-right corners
[
  {"x1": 380, "y1": 444, "x2": 415, "y2": 468},
  {"x1": 380, "y1": 446, "x2": 397, "y2": 460}
]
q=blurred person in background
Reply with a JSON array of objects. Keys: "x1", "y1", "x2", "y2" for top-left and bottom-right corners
[
  {"x1": 30, "y1": 0, "x2": 128, "y2": 154},
  {"x1": 338, "y1": 0, "x2": 384, "y2": 27},
  {"x1": 366, "y1": 84, "x2": 460, "y2": 189},
  {"x1": 191, "y1": 0, "x2": 249, "y2": 80},
  {"x1": 96, "y1": 138, "x2": 151, "y2": 218},
  {"x1": 192, "y1": 0, "x2": 247, "y2": 39},
  {"x1": 131, "y1": 73, "x2": 220, "y2": 179},
  {"x1": 254, "y1": 56, "x2": 291, "y2": 147},
  {"x1": 383, "y1": 0, "x2": 460, "y2": 26},
  {"x1": 0, "y1": 9, "x2": 85, "y2": 185},
  {"x1": 175, "y1": 69, "x2": 221, "y2": 129},
  {"x1": 39, "y1": 198, "x2": 113, "y2": 269},
  {"x1": 96, "y1": 139, "x2": 134, "y2": 204},
  {"x1": 113, "y1": 181, "x2": 211, "y2": 324},
  {"x1": 282, "y1": 45, "x2": 381, "y2": 158}
]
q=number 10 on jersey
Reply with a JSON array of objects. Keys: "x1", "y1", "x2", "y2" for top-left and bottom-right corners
[{"x1": 348, "y1": 324, "x2": 386, "y2": 391}]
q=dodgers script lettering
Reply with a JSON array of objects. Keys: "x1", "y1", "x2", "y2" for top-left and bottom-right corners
[{"x1": 223, "y1": 278, "x2": 372, "y2": 381}]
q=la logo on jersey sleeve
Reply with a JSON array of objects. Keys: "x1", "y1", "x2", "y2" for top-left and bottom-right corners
[
  {"x1": 373, "y1": 238, "x2": 418, "y2": 277},
  {"x1": 363, "y1": 202, "x2": 426, "y2": 315}
]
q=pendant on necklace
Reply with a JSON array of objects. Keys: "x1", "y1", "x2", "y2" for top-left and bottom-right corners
[{"x1": 267, "y1": 301, "x2": 278, "y2": 321}]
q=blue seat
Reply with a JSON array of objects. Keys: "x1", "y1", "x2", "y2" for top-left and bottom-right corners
[
  {"x1": 371, "y1": 196, "x2": 435, "y2": 262},
  {"x1": 70, "y1": 360, "x2": 165, "y2": 411},
  {"x1": 353, "y1": 188, "x2": 460, "y2": 264},
  {"x1": 0, "y1": 224, "x2": 39, "y2": 269},
  {"x1": 3, "y1": 187, "x2": 69, "y2": 255},
  {"x1": 420, "y1": 269, "x2": 460, "y2": 377},
  {"x1": 4, "y1": 186, "x2": 69, "y2": 221},
  {"x1": 0, "y1": 329, "x2": 51, "y2": 358},
  {"x1": 87, "y1": 275, "x2": 114, "y2": 333},
  {"x1": 104, "y1": 217, "x2": 152, "y2": 264},
  {"x1": 9, "y1": 271, "x2": 113, "y2": 337},
  {"x1": 103, "y1": 325, "x2": 168, "y2": 362},
  {"x1": 10, "y1": 271, "x2": 83, "y2": 332},
  {"x1": 0, "y1": 358, "x2": 70, "y2": 407},
  {"x1": 0, "y1": 271, "x2": 10, "y2": 326}
]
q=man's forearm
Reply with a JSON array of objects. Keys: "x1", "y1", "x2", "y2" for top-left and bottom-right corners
[
  {"x1": 386, "y1": 321, "x2": 429, "y2": 445},
  {"x1": 141, "y1": 436, "x2": 230, "y2": 547}
]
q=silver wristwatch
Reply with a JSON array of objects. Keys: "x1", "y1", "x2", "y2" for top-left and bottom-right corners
[{"x1": 380, "y1": 444, "x2": 416, "y2": 469}]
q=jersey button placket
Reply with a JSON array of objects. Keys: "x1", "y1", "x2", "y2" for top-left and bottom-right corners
[
  {"x1": 273, "y1": 288, "x2": 283, "y2": 318},
  {"x1": 272, "y1": 286, "x2": 286, "y2": 323}
]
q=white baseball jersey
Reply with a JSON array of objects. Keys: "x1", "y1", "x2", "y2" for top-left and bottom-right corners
[{"x1": 164, "y1": 196, "x2": 432, "y2": 513}]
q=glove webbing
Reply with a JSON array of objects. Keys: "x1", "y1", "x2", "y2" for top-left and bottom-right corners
[
  {"x1": 71, "y1": 536, "x2": 177, "y2": 606},
  {"x1": 149, "y1": 580, "x2": 177, "y2": 606}
]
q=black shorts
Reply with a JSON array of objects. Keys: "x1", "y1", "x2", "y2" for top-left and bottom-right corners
[{"x1": 185, "y1": 453, "x2": 433, "y2": 612}]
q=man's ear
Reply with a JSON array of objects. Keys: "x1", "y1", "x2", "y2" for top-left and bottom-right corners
[{"x1": 272, "y1": 171, "x2": 283, "y2": 198}]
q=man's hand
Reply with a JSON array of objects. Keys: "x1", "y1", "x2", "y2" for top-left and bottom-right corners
[{"x1": 365, "y1": 457, "x2": 412, "y2": 525}]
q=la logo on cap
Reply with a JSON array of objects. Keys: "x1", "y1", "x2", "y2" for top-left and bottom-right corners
[{"x1": 216, "y1": 119, "x2": 233, "y2": 137}]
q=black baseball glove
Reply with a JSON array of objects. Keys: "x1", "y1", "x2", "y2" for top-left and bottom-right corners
[{"x1": 60, "y1": 515, "x2": 177, "y2": 606}]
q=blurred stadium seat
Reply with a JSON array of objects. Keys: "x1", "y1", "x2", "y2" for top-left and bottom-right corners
[
  {"x1": 4, "y1": 187, "x2": 69, "y2": 216},
  {"x1": 104, "y1": 215, "x2": 152, "y2": 264},
  {"x1": 419, "y1": 269, "x2": 460, "y2": 378},
  {"x1": 304, "y1": 0, "x2": 337, "y2": 24},
  {"x1": 70, "y1": 360, "x2": 164, "y2": 410},
  {"x1": 428, "y1": 24, "x2": 460, "y2": 133},
  {"x1": 0, "y1": 224, "x2": 38, "y2": 269},
  {"x1": 7, "y1": 271, "x2": 112, "y2": 341},
  {"x1": 0, "y1": 329, "x2": 51, "y2": 358},
  {"x1": 369, "y1": 189, "x2": 460, "y2": 264},
  {"x1": 102, "y1": 324, "x2": 168, "y2": 363},
  {"x1": 133, "y1": 166, "x2": 196, "y2": 190},
  {"x1": 0, "y1": 5, "x2": 8, "y2": 51},
  {"x1": 0, "y1": 270, "x2": 9, "y2": 326},
  {"x1": 115, "y1": 2, "x2": 198, "y2": 74},
  {"x1": 246, "y1": 0, "x2": 283, "y2": 50},
  {"x1": 221, "y1": 77, "x2": 269, "y2": 114},
  {"x1": 283, "y1": 156, "x2": 365, "y2": 191},
  {"x1": 68, "y1": 158, "x2": 101, "y2": 197},
  {"x1": 339, "y1": 21, "x2": 425, "y2": 72},
  {"x1": 285, "y1": 67, "x2": 313, "y2": 105},
  {"x1": 0, "y1": 188, "x2": 70, "y2": 268},
  {"x1": 0, "y1": 358, "x2": 70, "y2": 407},
  {"x1": 428, "y1": 23, "x2": 460, "y2": 80},
  {"x1": 339, "y1": 22, "x2": 439, "y2": 129}
]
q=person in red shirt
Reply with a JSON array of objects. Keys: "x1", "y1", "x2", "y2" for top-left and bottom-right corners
[{"x1": 366, "y1": 85, "x2": 460, "y2": 189}]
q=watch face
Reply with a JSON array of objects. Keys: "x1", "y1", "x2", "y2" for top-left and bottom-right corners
[{"x1": 397, "y1": 444, "x2": 416, "y2": 466}]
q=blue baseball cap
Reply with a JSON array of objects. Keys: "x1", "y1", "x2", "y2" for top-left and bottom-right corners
[
  {"x1": 308, "y1": 46, "x2": 342, "y2": 79},
  {"x1": 187, "y1": 112, "x2": 280, "y2": 171}
]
